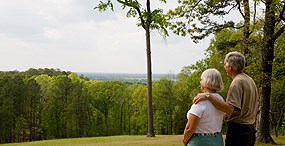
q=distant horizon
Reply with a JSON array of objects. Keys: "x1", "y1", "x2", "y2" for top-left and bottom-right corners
[
  {"x1": 77, "y1": 72, "x2": 178, "y2": 81},
  {"x1": 77, "y1": 72, "x2": 178, "y2": 75},
  {"x1": 0, "y1": 68, "x2": 178, "y2": 75},
  {"x1": 0, "y1": 1, "x2": 209, "y2": 77}
]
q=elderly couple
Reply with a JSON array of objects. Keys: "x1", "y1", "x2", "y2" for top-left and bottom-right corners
[{"x1": 183, "y1": 51, "x2": 259, "y2": 146}]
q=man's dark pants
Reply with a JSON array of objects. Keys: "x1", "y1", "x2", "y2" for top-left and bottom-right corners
[{"x1": 225, "y1": 122, "x2": 256, "y2": 146}]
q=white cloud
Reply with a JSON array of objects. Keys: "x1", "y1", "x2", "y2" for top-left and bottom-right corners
[{"x1": 0, "y1": 0, "x2": 208, "y2": 74}]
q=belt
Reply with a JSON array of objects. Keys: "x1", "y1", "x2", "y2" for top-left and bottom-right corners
[{"x1": 193, "y1": 132, "x2": 220, "y2": 136}]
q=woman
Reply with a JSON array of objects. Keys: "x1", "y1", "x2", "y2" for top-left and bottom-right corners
[{"x1": 183, "y1": 68, "x2": 225, "y2": 146}]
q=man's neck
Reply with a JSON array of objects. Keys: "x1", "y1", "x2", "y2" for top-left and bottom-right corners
[{"x1": 231, "y1": 70, "x2": 243, "y2": 79}]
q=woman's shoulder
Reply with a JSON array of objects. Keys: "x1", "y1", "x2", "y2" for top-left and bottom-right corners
[
  {"x1": 190, "y1": 100, "x2": 207, "y2": 111},
  {"x1": 212, "y1": 93, "x2": 225, "y2": 101}
]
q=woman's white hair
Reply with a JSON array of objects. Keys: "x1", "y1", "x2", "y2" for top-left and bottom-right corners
[
  {"x1": 224, "y1": 51, "x2": 245, "y2": 71},
  {"x1": 200, "y1": 68, "x2": 224, "y2": 92}
]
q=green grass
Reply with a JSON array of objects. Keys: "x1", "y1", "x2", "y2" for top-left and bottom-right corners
[
  {"x1": 0, "y1": 135, "x2": 284, "y2": 146},
  {"x1": 255, "y1": 136, "x2": 285, "y2": 146}
]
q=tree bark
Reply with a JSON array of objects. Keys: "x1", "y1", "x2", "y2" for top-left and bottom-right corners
[
  {"x1": 145, "y1": 25, "x2": 155, "y2": 137},
  {"x1": 145, "y1": 0, "x2": 155, "y2": 137},
  {"x1": 104, "y1": 111, "x2": 109, "y2": 136},
  {"x1": 242, "y1": 0, "x2": 250, "y2": 57},
  {"x1": 256, "y1": 0, "x2": 276, "y2": 144}
]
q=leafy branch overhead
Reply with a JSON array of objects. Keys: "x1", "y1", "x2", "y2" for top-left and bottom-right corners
[
  {"x1": 167, "y1": 0, "x2": 238, "y2": 43},
  {"x1": 95, "y1": 0, "x2": 114, "y2": 11},
  {"x1": 94, "y1": 0, "x2": 170, "y2": 37}
]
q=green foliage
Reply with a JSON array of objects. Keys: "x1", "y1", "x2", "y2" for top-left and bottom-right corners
[
  {"x1": 23, "y1": 68, "x2": 71, "y2": 77},
  {"x1": 270, "y1": 33, "x2": 285, "y2": 135},
  {"x1": 167, "y1": 0, "x2": 237, "y2": 42},
  {"x1": 128, "y1": 84, "x2": 148, "y2": 135},
  {"x1": 153, "y1": 78, "x2": 175, "y2": 134},
  {"x1": 172, "y1": 74, "x2": 190, "y2": 134},
  {"x1": 95, "y1": 0, "x2": 114, "y2": 12},
  {"x1": 89, "y1": 80, "x2": 128, "y2": 136},
  {"x1": 94, "y1": 0, "x2": 170, "y2": 37},
  {"x1": 281, "y1": 116, "x2": 285, "y2": 135}
]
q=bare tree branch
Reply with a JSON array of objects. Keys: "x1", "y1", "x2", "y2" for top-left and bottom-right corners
[
  {"x1": 236, "y1": 0, "x2": 245, "y2": 19},
  {"x1": 273, "y1": 3, "x2": 285, "y2": 40},
  {"x1": 251, "y1": 0, "x2": 257, "y2": 35},
  {"x1": 136, "y1": 7, "x2": 146, "y2": 29},
  {"x1": 279, "y1": 2, "x2": 285, "y2": 22},
  {"x1": 227, "y1": 3, "x2": 239, "y2": 15},
  {"x1": 117, "y1": 0, "x2": 146, "y2": 28},
  {"x1": 273, "y1": 25, "x2": 285, "y2": 41}
]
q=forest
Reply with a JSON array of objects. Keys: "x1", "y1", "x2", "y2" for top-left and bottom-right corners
[
  {"x1": 1, "y1": 25, "x2": 285, "y2": 143},
  {"x1": 1, "y1": 0, "x2": 285, "y2": 144}
]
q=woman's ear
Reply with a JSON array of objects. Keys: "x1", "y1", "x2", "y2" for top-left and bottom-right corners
[{"x1": 201, "y1": 85, "x2": 205, "y2": 91}]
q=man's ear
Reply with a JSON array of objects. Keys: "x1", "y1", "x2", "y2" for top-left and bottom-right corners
[{"x1": 229, "y1": 65, "x2": 233, "y2": 70}]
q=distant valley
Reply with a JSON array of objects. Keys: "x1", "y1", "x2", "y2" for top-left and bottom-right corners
[{"x1": 77, "y1": 72, "x2": 177, "y2": 83}]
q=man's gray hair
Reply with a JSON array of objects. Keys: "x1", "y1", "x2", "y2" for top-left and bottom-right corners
[
  {"x1": 200, "y1": 68, "x2": 224, "y2": 92},
  {"x1": 224, "y1": 51, "x2": 245, "y2": 71}
]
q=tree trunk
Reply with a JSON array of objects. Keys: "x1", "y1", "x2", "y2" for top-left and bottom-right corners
[
  {"x1": 145, "y1": 25, "x2": 155, "y2": 137},
  {"x1": 242, "y1": 0, "x2": 250, "y2": 57},
  {"x1": 169, "y1": 108, "x2": 173, "y2": 135},
  {"x1": 145, "y1": 0, "x2": 155, "y2": 137},
  {"x1": 29, "y1": 106, "x2": 33, "y2": 141},
  {"x1": 277, "y1": 107, "x2": 285, "y2": 128},
  {"x1": 256, "y1": 0, "x2": 275, "y2": 144},
  {"x1": 104, "y1": 111, "x2": 109, "y2": 136}
]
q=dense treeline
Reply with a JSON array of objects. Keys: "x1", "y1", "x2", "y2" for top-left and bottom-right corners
[
  {"x1": 1, "y1": 29, "x2": 285, "y2": 144},
  {"x1": 0, "y1": 68, "x2": 182, "y2": 143}
]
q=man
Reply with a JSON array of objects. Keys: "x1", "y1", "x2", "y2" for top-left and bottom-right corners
[{"x1": 193, "y1": 51, "x2": 259, "y2": 146}]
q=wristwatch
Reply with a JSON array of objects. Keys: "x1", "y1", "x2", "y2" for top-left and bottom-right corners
[{"x1": 206, "y1": 93, "x2": 210, "y2": 100}]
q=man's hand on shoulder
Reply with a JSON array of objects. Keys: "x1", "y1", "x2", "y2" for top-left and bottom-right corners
[{"x1": 193, "y1": 93, "x2": 207, "y2": 104}]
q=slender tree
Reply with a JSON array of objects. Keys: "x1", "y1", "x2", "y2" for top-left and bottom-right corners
[{"x1": 95, "y1": 0, "x2": 169, "y2": 137}]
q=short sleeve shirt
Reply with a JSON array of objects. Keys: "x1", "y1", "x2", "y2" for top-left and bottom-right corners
[
  {"x1": 187, "y1": 93, "x2": 225, "y2": 133},
  {"x1": 225, "y1": 73, "x2": 259, "y2": 124}
]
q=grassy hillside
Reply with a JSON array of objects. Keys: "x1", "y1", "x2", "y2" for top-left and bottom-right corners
[{"x1": 0, "y1": 135, "x2": 284, "y2": 146}]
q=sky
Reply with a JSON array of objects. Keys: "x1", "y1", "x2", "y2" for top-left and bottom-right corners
[{"x1": 0, "y1": 0, "x2": 211, "y2": 74}]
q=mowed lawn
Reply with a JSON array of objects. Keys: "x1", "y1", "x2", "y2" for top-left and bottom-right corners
[{"x1": 0, "y1": 135, "x2": 284, "y2": 146}]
